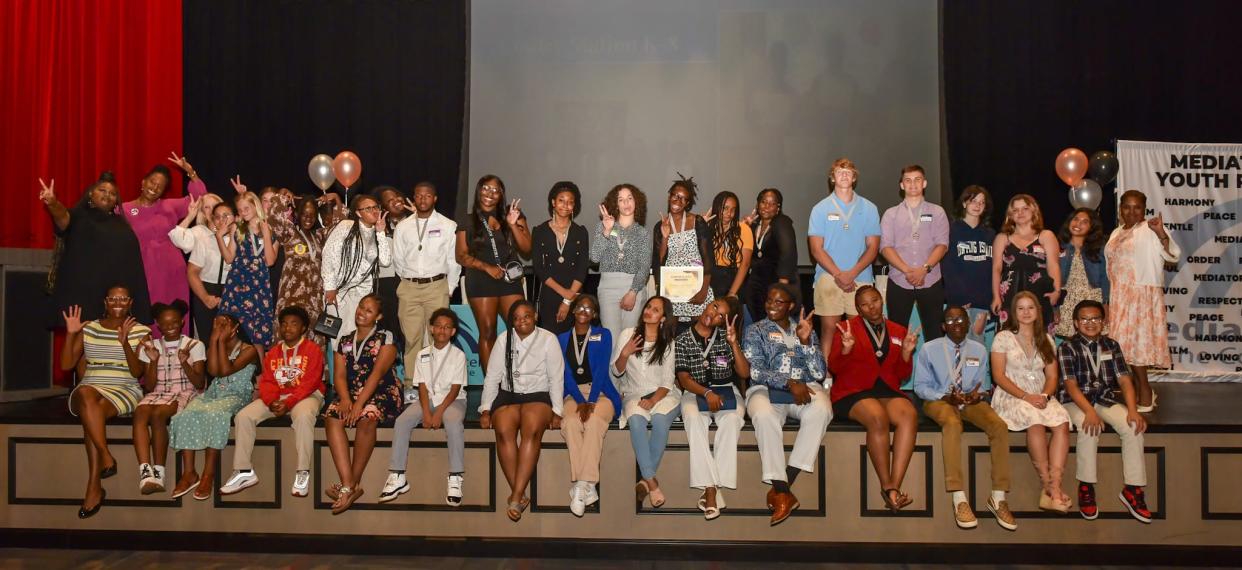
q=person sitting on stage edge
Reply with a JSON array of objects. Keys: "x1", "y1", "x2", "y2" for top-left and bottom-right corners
[
  {"x1": 677, "y1": 296, "x2": 749, "y2": 521},
  {"x1": 220, "y1": 306, "x2": 326, "y2": 498},
  {"x1": 828, "y1": 285, "x2": 919, "y2": 512},
  {"x1": 479, "y1": 300, "x2": 564, "y2": 522},
  {"x1": 914, "y1": 305, "x2": 1015, "y2": 531},
  {"x1": 558, "y1": 294, "x2": 620, "y2": 516},
  {"x1": 742, "y1": 283, "x2": 832, "y2": 526},
  {"x1": 134, "y1": 301, "x2": 206, "y2": 496},
  {"x1": 382, "y1": 308, "x2": 469, "y2": 506},
  {"x1": 1057, "y1": 299, "x2": 1151, "y2": 523}
]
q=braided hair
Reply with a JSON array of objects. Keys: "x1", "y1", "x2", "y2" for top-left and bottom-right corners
[
  {"x1": 709, "y1": 191, "x2": 741, "y2": 268},
  {"x1": 668, "y1": 172, "x2": 699, "y2": 211},
  {"x1": 336, "y1": 195, "x2": 381, "y2": 293}
]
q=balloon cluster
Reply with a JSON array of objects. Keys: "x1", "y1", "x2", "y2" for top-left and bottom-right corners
[
  {"x1": 307, "y1": 151, "x2": 363, "y2": 193},
  {"x1": 1055, "y1": 148, "x2": 1117, "y2": 210}
]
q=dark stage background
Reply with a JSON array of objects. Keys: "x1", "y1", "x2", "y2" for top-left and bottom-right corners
[{"x1": 181, "y1": 0, "x2": 467, "y2": 213}]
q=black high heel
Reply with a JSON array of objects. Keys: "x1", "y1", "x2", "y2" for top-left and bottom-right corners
[{"x1": 78, "y1": 489, "x2": 106, "y2": 519}]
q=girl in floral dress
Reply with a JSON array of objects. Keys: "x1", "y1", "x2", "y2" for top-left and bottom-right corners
[
  {"x1": 216, "y1": 190, "x2": 278, "y2": 347},
  {"x1": 991, "y1": 194, "x2": 1061, "y2": 330}
]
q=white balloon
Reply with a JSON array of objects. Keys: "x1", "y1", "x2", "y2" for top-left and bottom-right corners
[
  {"x1": 1068, "y1": 179, "x2": 1102, "y2": 210},
  {"x1": 308, "y1": 154, "x2": 335, "y2": 192}
]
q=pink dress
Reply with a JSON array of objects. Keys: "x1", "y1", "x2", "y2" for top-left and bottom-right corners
[
  {"x1": 119, "y1": 179, "x2": 208, "y2": 322},
  {"x1": 1105, "y1": 227, "x2": 1171, "y2": 368}
]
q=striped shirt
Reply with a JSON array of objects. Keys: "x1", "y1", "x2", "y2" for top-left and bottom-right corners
[{"x1": 82, "y1": 320, "x2": 150, "y2": 381}]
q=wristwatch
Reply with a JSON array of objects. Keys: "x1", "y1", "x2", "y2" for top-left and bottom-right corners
[{"x1": 922, "y1": 264, "x2": 932, "y2": 272}]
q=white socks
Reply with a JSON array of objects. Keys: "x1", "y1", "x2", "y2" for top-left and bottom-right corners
[
  {"x1": 951, "y1": 491, "x2": 968, "y2": 506},
  {"x1": 991, "y1": 490, "x2": 1007, "y2": 503}
]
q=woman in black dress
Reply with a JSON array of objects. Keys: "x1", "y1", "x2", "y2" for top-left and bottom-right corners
[
  {"x1": 532, "y1": 181, "x2": 590, "y2": 335},
  {"x1": 40, "y1": 173, "x2": 152, "y2": 324},
  {"x1": 456, "y1": 175, "x2": 532, "y2": 372},
  {"x1": 745, "y1": 188, "x2": 798, "y2": 321}
]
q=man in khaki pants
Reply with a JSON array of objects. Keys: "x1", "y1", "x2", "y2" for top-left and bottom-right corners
[
  {"x1": 914, "y1": 306, "x2": 1015, "y2": 531},
  {"x1": 392, "y1": 182, "x2": 461, "y2": 379}
]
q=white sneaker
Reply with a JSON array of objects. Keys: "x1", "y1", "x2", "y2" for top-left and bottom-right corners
[
  {"x1": 584, "y1": 482, "x2": 599, "y2": 507},
  {"x1": 138, "y1": 463, "x2": 157, "y2": 494},
  {"x1": 152, "y1": 465, "x2": 167, "y2": 493},
  {"x1": 291, "y1": 470, "x2": 310, "y2": 497},
  {"x1": 569, "y1": 482, "x2": 587, "y2": 517},
  {"x1": 219, "y1": 470, "x2": 258, "y2": 495},
  {"x1": 446, "y1": 474, "x2": 464, "y2": 506},
  {"x1": 378, "y1": 472, "x2": 410, "y2": 503}
]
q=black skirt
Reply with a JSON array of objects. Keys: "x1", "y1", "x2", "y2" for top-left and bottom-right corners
[
  {"x1": 832, "y1": 378, "x2": 907, "y2": 419},
  {"x1": 491, "y1": 388, "x2": 553, "y2": 412}
]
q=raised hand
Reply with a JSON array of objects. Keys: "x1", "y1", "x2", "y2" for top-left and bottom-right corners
[
  {"x1": 216, "y1": 220, "x2": 235, "y2": 238},
  {"x1": 168, "y1": 152, "x2": 194, "y2": 176},
  {"x1": 376, "y1": 211, "x2": 388, "y2": 233},
  {"x1": 187, "y1": 194, "x2": 202, "y2": 216},
  {"x1": 741, "y1": 208, "x2": 758, "y2": 226},
  {"x1": 38, "y1": 178, "x2": 56, "y2": 205},
  {"x1": 118, "y1": 317, "x2": 137, "y2": 343},
  {"x1": 178, "y1": 343, "x2": 193, "y2": 363},
  {"x1": 505, "y1": 199, "x2": 522, "y2": 226},
  {"x1": 971, "y1": 310, "x2": 988, "y2": 336},
  {"x1": 598, "y1": 204, "x2": 615, "y2": 235},
  {"x1": 724, "y1": 314, "x2": 739, "y2": 346},
  {"x1": 659, "y1": 212, "x2": 672, "y2": 238},
  {"x1": 836, "y1": 322, "x2": 855, "y2": 352},
  {"x1": 795, "y1": 307, "x2": 814, "y2": 345},
  {"x1": 620, "y1": 332, "x2": 644, "y2": 358},
  {"x1": 230, "y1": 175, "x2": 247, "y2": 195},
  {"x1": 902, "y1": 326, "x2": 921, "y2": 359},
  {"x1": 401, "y1": 198, "x2": 416, "y2": 213},
  {"x1": 143, "y1": 341, "x2": 161, "y2": 361},
  {"x1": 62, "y1": 305, "x2": 84, "y2": 334},
  {"x1": 1147, "y1": 213, "x2": 1167, "y2": 237},
  {"x1": 700, "y1": 210, "x2": 716, "y2": 223}
]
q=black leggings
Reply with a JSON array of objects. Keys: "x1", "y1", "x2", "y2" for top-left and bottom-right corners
[{"x1": 885, "y1": 279, "x2": 945, "y2": 341}]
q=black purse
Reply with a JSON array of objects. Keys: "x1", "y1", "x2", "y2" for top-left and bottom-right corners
[{"x1": 314, "y1": 303, "x2": 343, "y2": 339}]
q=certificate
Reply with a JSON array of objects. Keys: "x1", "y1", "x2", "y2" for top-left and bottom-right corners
[{"x1": 660, "y1": 266, "x2": 704, "y2": 302}]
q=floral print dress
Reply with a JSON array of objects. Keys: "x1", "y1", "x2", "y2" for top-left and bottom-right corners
[
  {"x1": 998, "y1": 239, "x2": 1054, "y2": 328},
  {"x1": 219, "y1": 232, "x2": 275, "y2": 346},
  {"x1": 324, "y1": 327, "x2": 403, "y2": 422}
]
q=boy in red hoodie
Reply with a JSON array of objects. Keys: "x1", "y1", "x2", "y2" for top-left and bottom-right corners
[{"x1": 220, "y1": 307, "x2": 325, "y2": 497}]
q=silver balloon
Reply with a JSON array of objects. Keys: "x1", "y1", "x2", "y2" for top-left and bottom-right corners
[
  {"x1": 308, "y1": 154, "x2": 336, "y2": 191},
  {"x1": 1069, "y1": 179, "x2": 1103, "y2": 209}
]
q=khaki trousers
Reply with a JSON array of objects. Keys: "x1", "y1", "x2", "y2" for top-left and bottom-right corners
[
  {"x1": 561, "y1": 384, "x2": 615, "y2": 484},
  {"x1": 923, "y1": 399, "x2": 1011, "y2": 492},
  {"x1": 396, "y1": 278, "x2": 450, "y2": 380},
  {"x1": 232, "y1": 392, "x2": 325, "y2": 472},
  {"x1": 1065, "y1": 401, "x2": 1146, "y2": 486}
]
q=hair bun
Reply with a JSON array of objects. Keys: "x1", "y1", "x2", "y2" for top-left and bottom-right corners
[{"x1": 98, "y1": 171, "x2": 116, "y2": 184}]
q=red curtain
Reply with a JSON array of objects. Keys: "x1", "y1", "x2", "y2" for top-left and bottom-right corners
[{"x1": 0, "y1": 0, "x2": 183, "y2": 249}]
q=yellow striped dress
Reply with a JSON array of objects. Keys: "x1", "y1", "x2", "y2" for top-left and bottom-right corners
[{"x1": 70, "y1": 320, "x2": 151, "y2": 416}]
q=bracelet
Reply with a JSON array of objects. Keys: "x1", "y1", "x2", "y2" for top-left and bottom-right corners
[{"x1": 561, "y1": 298, "x2": 572, "y2": 306}]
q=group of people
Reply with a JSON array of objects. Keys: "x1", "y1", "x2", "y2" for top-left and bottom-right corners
[{"x1": 42, "y1": 155, "x2": 1176, "y2": 529}]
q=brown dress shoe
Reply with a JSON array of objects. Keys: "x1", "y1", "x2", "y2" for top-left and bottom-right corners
[
  {"x1": 769, "y1": 491, "x2": 800, "y2": 526},
  {"x1": 766, "y1": 487, "x2": 778, "y2": 511}
]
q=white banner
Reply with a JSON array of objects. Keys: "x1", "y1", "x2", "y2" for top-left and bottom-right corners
[{"x1": 1116, "y1": 140, "x2": 1242, "y2": 375}]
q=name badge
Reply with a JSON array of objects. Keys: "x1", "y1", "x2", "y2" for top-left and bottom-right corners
[
  {"x1": 1100, "y1": 352, "x2": 1113, "y2": 361},
  {"x1": 891, "y1": 338, "x2": 903, "y2": 347},
  {"x1": 965, "y1": 357, "x2": 981, "y2": 367},
  {"x1": 713, "y1": 356, "x2": 729, "y2": 368},
  {"x1": 420, "y1": 353, "x2": 432, "y2": 362},
  {"x1": 827, "y1": 213, "x2": 841, "y2": 221},
  {"x1": 768, "y1": 332, "x2": 784, "y2": 341},
  {"x1": 919, "y1": 214, "x2": 934, "y2": 222},
  {"x1": 429, "y1": 229, "x2": 441, "y2": 237},
  {"x1": 589, "y1": 334, "x2": 603, "y2": 342},
  {"x1": 1032, "y1": 245, "x2": 1045, "y2": 254}
]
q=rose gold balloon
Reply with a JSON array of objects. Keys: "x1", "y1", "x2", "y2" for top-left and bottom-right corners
[
  {"x1": 333, "y1": 151, "x2": 362, "y2": 189},
  {"x1": 1054, "y1": 147, "x2": 1088, "y2": 187}
]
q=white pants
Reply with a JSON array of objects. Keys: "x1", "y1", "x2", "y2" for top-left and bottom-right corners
[
  {"x1": 680, "y1": 389, "x2": 744, "y2": 490},
  {"x1": 1065, "y1": 401, "x2": 1146, "y2": 486},
  {"x1": 598, "y1": 272, "x2": 647, "y2": 354},
  {"x1": 746, "y1": 383, "x2": 833, "y2": 484}
]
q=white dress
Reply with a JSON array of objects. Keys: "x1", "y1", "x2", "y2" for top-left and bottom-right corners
[{"x1": 989, "y1": 330, "x2": 1070, "y2": 431}]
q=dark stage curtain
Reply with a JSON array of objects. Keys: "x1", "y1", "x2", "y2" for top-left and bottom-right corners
[
  {"x1": 0, "y1": 0, "x2": 184, "y2": 249},
  {"x1": 943, "y1": 0, "x2": 1242, "y2": 231},
  {"x1": 182, "y1": 0, "x2": 467, "y2": 213}
]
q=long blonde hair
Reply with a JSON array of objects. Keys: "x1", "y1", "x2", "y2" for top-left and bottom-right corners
[
  {"x1": 196, "y1": 194, "x2": 223, "y2": 227},
  {"x1": 1001, "y1": 291, "x2": 1056, "y2": 363},
  {"x1": 234, "y1": 192, "x2": 266, "y2": 237}
]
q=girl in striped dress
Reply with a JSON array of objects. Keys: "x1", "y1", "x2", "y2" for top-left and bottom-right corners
[{"x1": 61, "y1": 284, "x2": 151, "y2": 518}]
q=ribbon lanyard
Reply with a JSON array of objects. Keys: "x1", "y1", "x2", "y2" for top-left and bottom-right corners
[
  {"x1": 674, "y1": 211, "x2": 688, "y2": 234},
  {"x1": 554, "y1": 223, "x2": 568, "y2": 263},
  {"x1": 755, "y1": 220, "x2": 770, "y2": 250},
  {"x1": 352, "y1": 327, "x2": 376, "y2": 361},
  {"x1": 942, "y1": 341, "x2": 966, "y2": 389},
  {"x1": 904, "y1": 200, "x2": 923, "y2": 241},
  {"x1": 698, "y1": 328, "x2": 718, "y2": 369},
  {"x1": 864, "y1": 321, "x2": 887, "y2": 358},
  {"x1": 507, "y1": 331, "x2": 536, "y2": 390},
  {"x1": 1084, "y1": 341, "x2": 1102, "y2": 380},
  {"x1": 481, "y1": 212, "x2": 504, "y2": 263},
  {"x1": 414, "y1": 216, "x2": 429, "y2": 251},
  {"x1": 571, "y1": 328, "x2": 590, "y2": 375},
  {"x1": 295, "y1": 226, "x2": 318, "y2": 259},
  {"x1": 830, "y1": 193, "x2": 858, "y2": 231}
]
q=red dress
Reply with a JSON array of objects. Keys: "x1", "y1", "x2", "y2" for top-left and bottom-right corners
[{"x1": 827, "y1": 316, "x2": 914, "y2": 410}]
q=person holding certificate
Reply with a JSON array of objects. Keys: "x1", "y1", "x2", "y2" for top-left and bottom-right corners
[
  {"x1": 676, "y1": 297, "x2": 749, "y2": 520},
  {"x1": 654, "y1": 177, "x2": 715, "y2": 331}
]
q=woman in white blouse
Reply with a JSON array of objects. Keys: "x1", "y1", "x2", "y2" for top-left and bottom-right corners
[
  {"x1": 1106, "y1": 190, "x2": 1180, "y2": 412},
  {"x1": 322, "y1": 194, "x2": 392, "y2": 350},
  {"x1": 479, "y1": 300, "x2": 564, "y2": 522},
  {"x1": 612, "y1": 296, "x2": 680, "y2": 509},
  {"x1": 169, "y1": 193, "x2": 226, "y2": 340}
]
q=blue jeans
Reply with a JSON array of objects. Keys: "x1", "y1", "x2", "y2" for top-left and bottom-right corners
[{"x1": 628, "y1": 410, "x2": 678, "y2": 480}]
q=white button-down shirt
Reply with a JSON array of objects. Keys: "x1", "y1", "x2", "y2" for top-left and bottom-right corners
[
  {"x1": 392, "y1": 210, "x2": 461, "y2": 294},
  {"x1": 412, "y1": 342, "x2": 467, "y2": 405},
  {"x1": 479, "y1": 328, "x2": 565, "y2": 416},
  {"x1": 169, "y1": 224, "x2": 231, "y2": 285}
]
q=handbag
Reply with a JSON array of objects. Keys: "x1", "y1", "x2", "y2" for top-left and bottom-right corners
[{"x1": 314, "y1": 303, "x2": 343, "y2": 339}]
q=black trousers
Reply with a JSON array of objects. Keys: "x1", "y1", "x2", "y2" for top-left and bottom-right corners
[
  {"x1": 885, "y1": 279, "x2": 945, "y2": 341},
  {"x1": 191, "y1": 282, "x2": 223, "y2": 341}
]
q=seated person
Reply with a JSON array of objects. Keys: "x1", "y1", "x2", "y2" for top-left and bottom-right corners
[
  {"x1": 220, "y1": 306, "x2": 326, "y2": 497},
  {"x1": 828, "y1": 285, "x2": 919, "y2": 512},
  {"x1": 1057, "y1": 299, "x2": 1150, "y2": 523},
  {"x1": 913, "y1": 305, "x2": 1015, "y2": 531},
  {"x1": 382, "y1": 308, "x2": 468, "y2": 506},
  {"x1": 134, "y1": 300, "x2": 206, "y2": 495},
  {"x1": 557, "y1": 295, "x2": 620, "y2": 517},
  {"x1": 676, "y1": 297, "x2": 749, "y2": 521},
  {"x1": 742, "y1": 283, "x2": 832, "y2": 526}
]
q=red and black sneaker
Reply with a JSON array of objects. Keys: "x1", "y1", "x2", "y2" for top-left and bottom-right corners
[
  {"x1": 1119, "y1": 485, "x2": 1152, "y2": 523},
  {"x1": 1078, "y1": 482, "x2": 1098, "y2": 520}
]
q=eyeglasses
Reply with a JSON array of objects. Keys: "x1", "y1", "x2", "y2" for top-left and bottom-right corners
[
  {"x1": 356, "y1": 206, "x2": 381, "y2": 213},
  {"x1": 105, "y1": 296, "x2": 131, "y2": 302},
  {"x1": 480, "y1": 186, "x2": 502, "y2": 195},
  {"x1": 574, "y1": 306, "x2": 597, "y2": 314},
  {"x1": 1076, "y1": 316, "x2": 1104, "y2": 324},
  {"x1": 943, "y1": 317, "x2": 969, "y2": 325}
]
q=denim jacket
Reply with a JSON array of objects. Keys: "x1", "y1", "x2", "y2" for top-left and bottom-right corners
[{"x1": 1059, "y1": 242, "x2": 1110, "y2": 301}]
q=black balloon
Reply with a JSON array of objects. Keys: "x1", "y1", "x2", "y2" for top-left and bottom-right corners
[{"x1": 1088, "y1": 150, "x2": 1119, "y2": 185}]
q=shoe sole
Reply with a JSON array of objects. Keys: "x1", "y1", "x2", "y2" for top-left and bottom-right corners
[
  {"x1": 377, "y1": 483, "x2": 411, "y2": 503},
  {"x1": 1080, "y1": 508, "x2": 1099, "y2": 520},
  {"x1": 171, "y1": 480, "x2": 200, "y2": 499},
  {"x1": 446, "y1": 497, "x2": 462, "y2": 506},
  {"x1": 219, "y1": 478, "x2": 258, "y2": 495},
  {"x1": 770, "y1": 501, "x2": 800, "y2": 526},
  {"x1": 1118, "y1": 492, "x2": 1152, "y2": 524},
  {"x1": 291, "y1": 487, "x2": 309, "y2": 497}
]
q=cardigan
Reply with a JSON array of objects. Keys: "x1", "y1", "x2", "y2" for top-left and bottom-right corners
[
  {"x1": 1105, "y1": 223, "x2": 1180, "y2": 287},
  {"x1": 827, "y1": 316, "x2": 914, "y2": 403},
  {"x1": 558, "y1": 325, "x2": 622, "y2": 420}
]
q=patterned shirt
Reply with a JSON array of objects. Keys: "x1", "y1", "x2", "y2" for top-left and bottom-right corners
[
  {"x1": 674, "y1": 326, "x2": 738, "y2": 387},
  {"x1": 590, "y1": 221, "x2": 653, "y2": 292},
  {"x1": 742, "y1": 319, "x2": 826, "y2": 390},
  {"x1": 1057, "y1": 334, "x2": 1131, "y2": 407}
]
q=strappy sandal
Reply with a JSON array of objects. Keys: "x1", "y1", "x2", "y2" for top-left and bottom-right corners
[
  {"x1": 635, "y1": 480, "x2": 651, "y2": 506},
  {"x1": 882, "y1": 488, "x2": 910, "y2": 513},
  {"x1": 325, "y1": 482, "x2": 343, "y2": 501},
  {"x1": 331, "y1": 486, "x2": 364, "y2": 515},
  {"x1": 506, "y1": 495, "x2": 530, "y2": 522}
]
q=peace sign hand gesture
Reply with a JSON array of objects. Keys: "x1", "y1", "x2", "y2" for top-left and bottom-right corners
[
  {"x1": 836, "y1": 322, "x2": 855, "y2": 353},
  {"x1": 376, "y1": 211, "x2": 388, "y2": 233},
  {"x1": 724, "y1": 314, "x2": 740, "y2": 346},
  {"x1": 168, "y1": 152, "x2": 195, "y2": 177},
  {"x1": 741, "y1": 208, "x2": 758, "y2": 226},
  {"x1": 401, "y1": 198, "x2": 416, "y2": 213},
  {"x1": 230, "y1": 175, "x2": 247, "y2": 195},
  {"x1": 598, "y1": 204, "x2": 615, "y2": 235},
  {"x1": 505, "y1": 199, "x2": 522, "y2": 226},
  {"x1": 143, "y1": 340, "x2": 161, "y2": 361},
  {"x1": 901, "y1": 326, "x2": 921, "y2": 361},
  {"x1": 795, "y1": 307, "x2": 814, "y2": 345},
  {"x1": 38, "y1": 178, "x2": 56, "y2": 205}
]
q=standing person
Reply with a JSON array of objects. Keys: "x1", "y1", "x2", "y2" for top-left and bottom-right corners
[
  {"x1": 1055, "y1": 208, "x2": 1110, "y2": 338},
  {"x1": 990, "y1": 292, "x2": 1072, "y2": 513},
  {"x1": 591, "y1": 184, "x2": 653, "y2": 352},
  {"x1": 478, "y1": 301, "x2": 564, "y2": 522},
  {"x1": 880, "y1": 165, "x2": 949, "y2": 339},
  {"x1": 220, "y1": 307, "x2": 326, "y2": 498},
  {"x1": 533, "y1": 181, "x2": 590, "y2": 334},
  {"x1": 169, "y1": 194, "x2": 228, "y2": 340},
  {"x1": 59, "y1": 286, "x2": 150, "y2": 518},
  {"x1": 742, "y1": 283, "x2": 832, "y2": 526},
  {"x1": 1105, "y1": 190, "x2": 1178, "y2": 412},
  {"x1": 706, "y1": 191, "x2": 754, "y2": 302},
  {"x1": 613, "y1": 296, "x2": 680, "y2": 509},
  {"x1": 133, "y1": 301, "x2": 206, "y2": 495},
  {"x1": 745, "y1": 188, "x2": 798, "y2": 322},
  {"x1": 913, "y1": 306, "x2": 1015, "y2": 531},
  {"x1": 676, "y1": 297, "x2": 749, "y2": 521},
  {"x1": 322, "y1": 194, "x2": 392, "y2": 350},
  {"x1": 119, "y1": 155, "x2": 208, "y2": 314},
  {"x1": 216, "y1": 188, "x2": 278, "y2": 347},
  {"x1": 1058, "y1": 300, "x2": 1151, "y2": 522},
  {"x1": 828, "y1": 285, "x2": 920, "y2": 512},
  {"x1": 322, "y1": 295, "x2": 402, "y2": 514},
  {"x1": 557, "y1": 295, "x2": 619, "y2": 516},
  {"x1": 39, "y1": 174, "x2": 151, "y2": 324},
  {"x1": 168, "y1": 314, "x2": 259, "y2": 501},
  {"x1": 381, "y1": 308, "x2": 468, "y2": 506},
  {"x1": 653, "y1": 177, "x2": 715, "y2": 329},
  {"x1": 392, "y1": 181, "x2": 460, "y2": 367},
  {"x1": 266, "y1": 188, "x2": 348, "y2": 343},
  {"x1": 991, "y1": 194, "x2": 1061, "y2": 328},
  {"x1": 373, "y1": 186, "x2": 408, "y2": 350},
  {"x1": 808, "y1": 158, "x2": 882, "y2": 359},
  {"x1": 455, "y1": 175, "x2": 532, "y2": 372},
  {"x1": 943, "y1": 185, "x2": 995, "y2": 345}
]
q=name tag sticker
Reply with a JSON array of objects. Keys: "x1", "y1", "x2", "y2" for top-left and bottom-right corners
[
  {"x1": 920, "y1": 214, "x2": 934, "y2": 222},
  {"x1": 420, "y1": 353, "x2": 431, "y2": 362},
  {"x1": 891, "y1": 338, "x2": 903, "y2": 347},
  {"x1": 713, "y1": 356, "x2": 729, "y2": 368},
  {"x1": 589, "y1": 334, "x2": 603, "y2": 342},
  {"x1": 827, "y1": 213, "x2": 841, "y2": 221},
  {"x1": 1100, "y1": 353, "x2": 1113, "y2": 361},
  {"x1": 429, "y1": 229, "x2": 441, "y2": 237},
  {"x1": 768, "y1": 332, "x2": 784, "y2": 341},
  {"x1": 965, "y1": 358, "x2": 981, "y2": 367}
]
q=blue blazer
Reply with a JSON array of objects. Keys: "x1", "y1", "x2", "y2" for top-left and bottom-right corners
[
  {"x1": 1059, "y1": 242, "x2": 1110, "y2": 301},
  {"x1": 557, "y1": 325, "x2": 621, "y2": 421}
]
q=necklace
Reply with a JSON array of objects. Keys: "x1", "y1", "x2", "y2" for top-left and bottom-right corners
[
  {"x1": 830, "y1": 193, "x2": 858, "y2": 231},
  {"x1": 572, "y1": 327, "x2": 590, "y2": 376},
  {"x1": 553, "y1": 220, "x2": 569, "y2": 264},
  {"x1": 863, "y1": 320, "x2": 887, "y2": 358}
]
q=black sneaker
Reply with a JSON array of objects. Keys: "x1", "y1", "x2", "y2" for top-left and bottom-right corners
[{"x1": 1078, "y1": 482, "x2": 1097, "y2": 520}]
